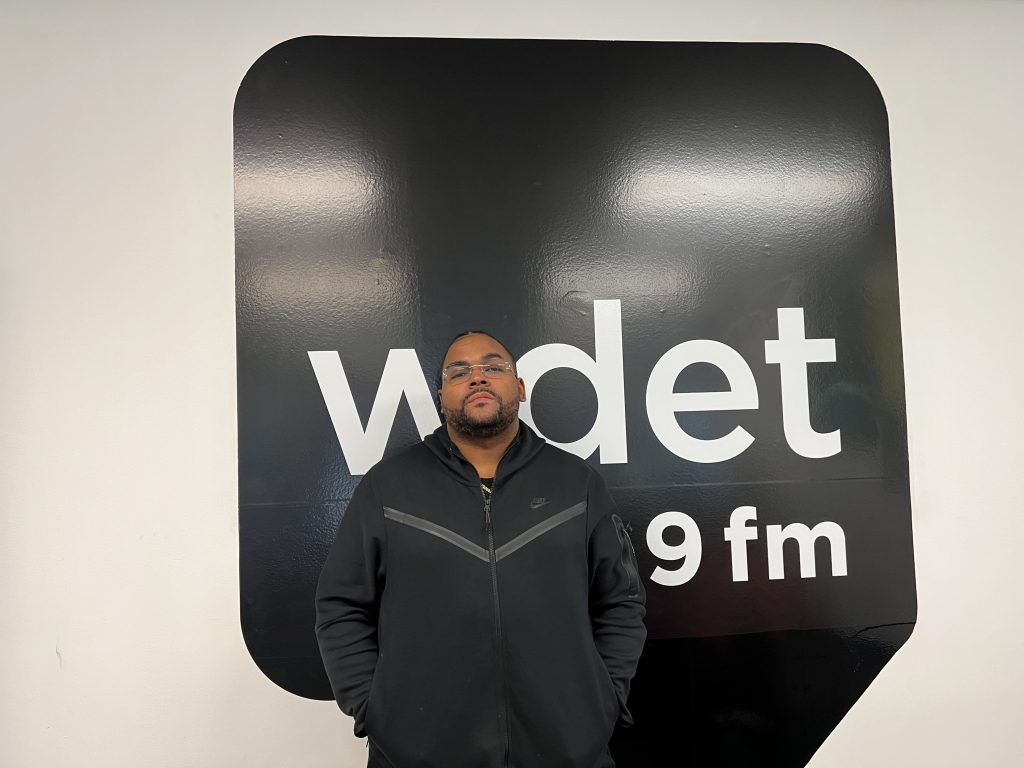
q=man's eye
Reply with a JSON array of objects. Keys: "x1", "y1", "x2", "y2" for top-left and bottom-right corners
[
  {"x1": 449, "y1": 367, "x2": 470, "y2": 380},
  {"x1": 482, "y1": 365, "x2": 504, "y2": 375}
]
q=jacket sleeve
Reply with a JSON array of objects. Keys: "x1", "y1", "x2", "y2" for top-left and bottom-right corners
[
  {"x1": 587, "y1": 469, "x2": 647, "y2": 727},
  {"x1": 315, "y1": 472, "x2": 386, "y2": 738}
]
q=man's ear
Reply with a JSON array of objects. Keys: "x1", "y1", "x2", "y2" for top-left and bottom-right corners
[{"x1": 517, "y1": 377, "x2": 527, "y2": 402}]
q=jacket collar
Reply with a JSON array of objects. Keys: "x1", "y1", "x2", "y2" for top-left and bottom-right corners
[{"x1": 423, "y1": 420, "x2": 546, "y2": 487}]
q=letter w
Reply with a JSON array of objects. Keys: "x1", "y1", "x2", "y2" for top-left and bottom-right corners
[{"x1": 308, "y1": 350, "x2": 441, "y2": 475}]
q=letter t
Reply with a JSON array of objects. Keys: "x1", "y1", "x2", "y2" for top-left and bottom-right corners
[{"x1": 764, "y1": 308, "x2": 841, "y2": 459}]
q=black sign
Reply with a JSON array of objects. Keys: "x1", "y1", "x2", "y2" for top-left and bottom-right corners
[{"x1": 235, "y1": 37, "x2": 915, "y2": 766}]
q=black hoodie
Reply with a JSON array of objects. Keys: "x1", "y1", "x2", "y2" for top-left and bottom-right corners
[{"x1": 315, "y1": 422, "x2": 647, "y2": 768}]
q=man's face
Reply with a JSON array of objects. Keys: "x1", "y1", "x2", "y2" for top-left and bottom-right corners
[{"x1": 439, "y1": 333, "x2": 526, "y2": 438}]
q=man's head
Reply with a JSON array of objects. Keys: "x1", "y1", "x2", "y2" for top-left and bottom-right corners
[{"x1": 437, "y1": 331, "x2": 526, "y2": 439}]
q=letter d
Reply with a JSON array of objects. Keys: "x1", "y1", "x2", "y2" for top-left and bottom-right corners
[{"x1": 517, "y1": 299, "x2": 627, "y2": 463}]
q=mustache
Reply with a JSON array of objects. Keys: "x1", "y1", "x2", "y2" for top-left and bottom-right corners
[{"x1": 462, "y1": 389, "x2": 501, "y2": 406}]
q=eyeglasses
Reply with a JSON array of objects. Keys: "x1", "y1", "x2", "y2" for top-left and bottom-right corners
[{"x1": 442, "y1": 361, "x2": 515, "y2": 382}]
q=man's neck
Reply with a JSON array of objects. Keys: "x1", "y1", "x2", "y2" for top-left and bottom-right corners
[{"x1": 446, "y1": 420, "x2": 520, "y2": 480}]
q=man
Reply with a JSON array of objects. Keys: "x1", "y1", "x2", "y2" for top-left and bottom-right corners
[{"x1": 315, "y1": 331, "x2": 646, "y2": 768}]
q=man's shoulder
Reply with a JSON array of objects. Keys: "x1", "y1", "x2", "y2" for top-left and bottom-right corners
[
  {"x1": 365, "y1": 440, "x2": 435, "y2": 480},
  {"x1": 532, "y1": 439, "x2": 600, "y2": 482}
]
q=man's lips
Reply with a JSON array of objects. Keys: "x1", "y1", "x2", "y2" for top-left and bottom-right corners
[{"x1": 466, "y1": 392, "x2": 496, "y2": 405}]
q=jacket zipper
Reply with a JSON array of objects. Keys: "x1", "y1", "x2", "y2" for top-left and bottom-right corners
[
  {"x1": 483, "y1": 487, "x2": 511, "y2": 768},
  {"x1": 613, "y1": 515, "x2": 642, "y2": 598}
]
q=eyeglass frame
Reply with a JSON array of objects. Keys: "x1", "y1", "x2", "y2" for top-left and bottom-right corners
[{"x1": 440, "y1": 360, "x2": 517, "y2": 382}]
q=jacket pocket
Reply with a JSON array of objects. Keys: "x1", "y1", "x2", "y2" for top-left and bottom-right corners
[{"x1": 611, "y1": 514, "x2": 641, "y2": 597}]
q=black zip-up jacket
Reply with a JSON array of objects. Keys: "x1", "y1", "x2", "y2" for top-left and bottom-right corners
[{"x1": 315, "y1": 422, "x2": 647, "y2": 768}]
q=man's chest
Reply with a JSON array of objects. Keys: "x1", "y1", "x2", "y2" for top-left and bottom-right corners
[{"x1": 380, "y1": 474, "x2": 589, "y2": 568}]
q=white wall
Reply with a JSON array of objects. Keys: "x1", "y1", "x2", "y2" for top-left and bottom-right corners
[{"x1": 2, "y1": 1, "x2": 1021, "y2": 765}]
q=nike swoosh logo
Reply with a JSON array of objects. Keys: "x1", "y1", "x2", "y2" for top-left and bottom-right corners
[{"x1": 530, "y1": 498, "x2": 549, "y2": 509}]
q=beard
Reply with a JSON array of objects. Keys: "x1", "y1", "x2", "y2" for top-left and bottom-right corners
[{"x1": 442, "y1": 389, "x2": 519, "y2": 438}]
